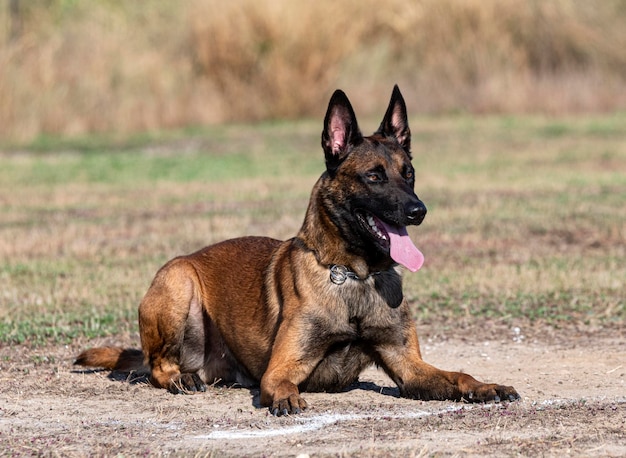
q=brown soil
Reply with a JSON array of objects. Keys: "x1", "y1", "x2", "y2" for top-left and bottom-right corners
[{"x1": 1, "y1": 323, "x2": 624, "y2": 457}]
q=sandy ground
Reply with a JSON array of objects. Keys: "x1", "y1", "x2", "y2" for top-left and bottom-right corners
[{"x1": 1, "y1": 323, "x2": 624, "y2": 457}]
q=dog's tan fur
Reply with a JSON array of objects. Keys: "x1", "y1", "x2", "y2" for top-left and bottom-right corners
[{"x1": 75, "y1": 87, "x2": 519, "y2": 415}]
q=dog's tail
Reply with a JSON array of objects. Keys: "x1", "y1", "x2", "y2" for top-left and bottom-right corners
[{"x1": 74, "y1": 347, "x2": 148, "y2": 374}]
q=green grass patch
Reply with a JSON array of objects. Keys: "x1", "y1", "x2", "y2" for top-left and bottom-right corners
[
  {"x1": 1, "y1": 121, "x2": 322, "y2": 186},
  {"x1": 0, "y1": 309, "x2": 138, "y2": 347}
]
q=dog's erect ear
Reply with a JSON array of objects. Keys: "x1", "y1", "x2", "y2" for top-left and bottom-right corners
[
  {"x1": 376, "y1": 85, "x2": 411, "y2": 156},
  {"x1": 321, "y1": 89, "x2": 363, "y2": 170}
]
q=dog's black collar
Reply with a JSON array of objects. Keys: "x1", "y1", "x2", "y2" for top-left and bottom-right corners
[{"x1": 329, "y1": 264, "x2": 381, "y2": 285}]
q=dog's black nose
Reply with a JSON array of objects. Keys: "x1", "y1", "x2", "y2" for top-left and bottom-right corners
[{"x1": 406, "y1": 202, "x2": 427, "y2": 225}]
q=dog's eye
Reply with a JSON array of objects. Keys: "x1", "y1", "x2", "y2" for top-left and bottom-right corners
[
  {"x1": 402, "y1": 166, "x2": 414, "y2": 181},
  {"x1": 365, "y1": 171, "x2": 383, "y2": 183}
]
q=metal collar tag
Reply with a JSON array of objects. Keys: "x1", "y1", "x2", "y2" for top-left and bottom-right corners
[{"x1": 329, "y1": 265, "x2": 381, "y2": 285}]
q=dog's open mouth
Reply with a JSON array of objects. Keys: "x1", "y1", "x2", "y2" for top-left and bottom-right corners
[{"x1": 356, "y1": 211, "x2": 425, "y2": 272}]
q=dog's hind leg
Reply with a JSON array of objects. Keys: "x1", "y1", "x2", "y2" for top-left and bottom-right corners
[{"x1": 138, "y1": 259, "x2": 208, "y2": 394}]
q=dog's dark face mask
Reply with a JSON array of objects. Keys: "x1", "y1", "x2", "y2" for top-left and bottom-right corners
[{"x1": 321, "y1": 86, "x2": 427, "y2": 271}]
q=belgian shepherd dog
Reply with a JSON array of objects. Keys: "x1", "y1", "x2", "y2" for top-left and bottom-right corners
[{"x1": 75, "y1": 86, "x2": 519, "y2": 415}]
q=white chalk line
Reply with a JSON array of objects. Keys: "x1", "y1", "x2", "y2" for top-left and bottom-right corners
[
  {"x1": 197, "y1": 398, "x2": 626, "y2": 441},
  {"x1": 197, "y1": 397, "x2": 626, "y2": 441},
  {"x1": 197, "y1": 402, "x2": 510, "y2": 440}
]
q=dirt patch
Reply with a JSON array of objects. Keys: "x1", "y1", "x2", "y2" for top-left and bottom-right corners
[{"x1": 1, "y1": 324, "x2": 624, "y2": 457}]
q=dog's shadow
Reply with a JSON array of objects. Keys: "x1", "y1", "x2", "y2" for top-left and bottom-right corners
[
  {"x1": 347, "y1": 380, "x2": 400, "y2": 397},
  {"x1": 72, "y1": 369, "x2": 399, "y2": 408},
  {"x1": 248, "y1": 380, "x2": 400, "y2": 409}
]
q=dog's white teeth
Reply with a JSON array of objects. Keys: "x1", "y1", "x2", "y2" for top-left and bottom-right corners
[{"x1": 366, "y1": 215, "x2": 386, "y2": 240}]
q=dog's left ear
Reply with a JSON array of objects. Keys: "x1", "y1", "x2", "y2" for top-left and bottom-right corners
[
  {"x1": 376, "y1": 85, "x2": 411, "y2": 157},
  {"x1": 322, "y1": 89, "x2": 363, "y2": 171}
]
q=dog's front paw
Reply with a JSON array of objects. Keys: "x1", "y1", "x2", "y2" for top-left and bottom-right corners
[
  {"x1": 464, "y1": 383, "x2": 520, "y2": 403},
  {"x1": 270, "y1": 394, "x2": 308, "y2": 416}
]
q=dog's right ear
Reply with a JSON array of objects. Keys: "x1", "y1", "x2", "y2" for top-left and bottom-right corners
[{"x1": 321, "y1": 90, "x2": 363, "y2": 171}]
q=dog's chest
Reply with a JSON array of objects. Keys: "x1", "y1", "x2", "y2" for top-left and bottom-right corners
[
  {"x1": 334, "y1": 268, "x2": 403, "y2": 310},
  {"x1": 334, "y1": 279, "x2": 387, "y2": 314},
  {"x1": 322, "y1": 273, "x2": 407, "y2": 340}
]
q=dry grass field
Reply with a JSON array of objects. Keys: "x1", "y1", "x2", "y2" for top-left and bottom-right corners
[
  {"x1": 2, "y1": 0, "x2": 626, "y2": 141},
  {"x1": 0, "y1": 113, "x2": 624, "y2": 455}
]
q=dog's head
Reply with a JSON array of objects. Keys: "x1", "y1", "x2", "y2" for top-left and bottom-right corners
[{"x1": 319, "y1": 85, "x2": 426, "y2": 272}]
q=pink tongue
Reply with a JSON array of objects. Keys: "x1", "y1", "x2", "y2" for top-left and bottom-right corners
[{"x1": 379, "y1": 221, "x2": 425, "y2": 272}]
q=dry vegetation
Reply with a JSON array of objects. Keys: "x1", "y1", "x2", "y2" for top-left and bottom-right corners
[{"x1": 2, "y1": 0, "x2": 626, "y2": 141}]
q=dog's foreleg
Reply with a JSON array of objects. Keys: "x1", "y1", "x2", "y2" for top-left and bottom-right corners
[
  {"x1": 376, "y1": 324, "x2": 520, "y2": 403},
  {"x1": 259, "y1": 325, "x2": 326, "y2": 416}
]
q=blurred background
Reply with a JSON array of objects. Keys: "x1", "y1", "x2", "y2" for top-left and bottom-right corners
[{"x1": 2, "y1": 0, "x2": 626, "y2": 143}]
